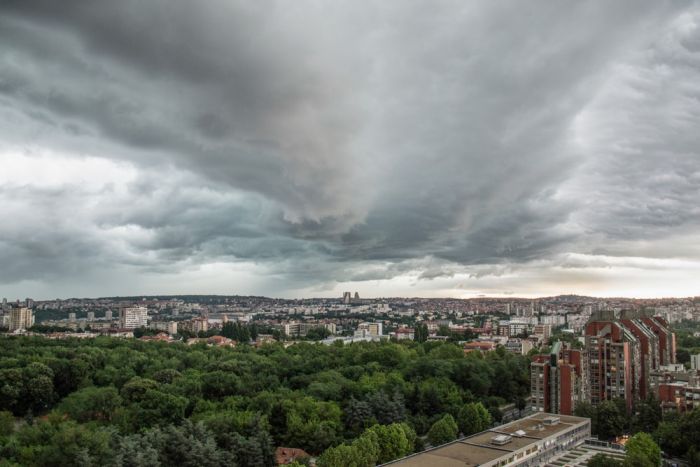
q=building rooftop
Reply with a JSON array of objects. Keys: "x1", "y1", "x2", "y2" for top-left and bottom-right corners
[{"x1": 384, "y1": 413, "x2": 589, "y2": 467}]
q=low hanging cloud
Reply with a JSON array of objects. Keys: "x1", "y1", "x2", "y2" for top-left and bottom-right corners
[{"x1": 1, "y1": 1, "x2": 700, "y2": 298}]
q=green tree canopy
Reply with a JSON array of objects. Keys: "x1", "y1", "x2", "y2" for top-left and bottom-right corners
[
  {"x1": 625, "y1": 432, "x2": 661, "y2": 467},
  {"x1": 457, "y1": 401, "x2": 491, "y2": 436},
  {"x1": 427, "y1": 414, "x2": 458, "y2": 446}
]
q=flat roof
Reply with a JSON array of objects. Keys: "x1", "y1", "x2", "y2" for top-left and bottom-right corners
[{"x1": 384, "y1": 413, "x2": 589, "y2": 467}]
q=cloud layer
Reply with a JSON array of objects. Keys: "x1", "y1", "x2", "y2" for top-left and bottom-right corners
[{"x1": 1, "y1": 1, "x2": 700, "y2": 298}]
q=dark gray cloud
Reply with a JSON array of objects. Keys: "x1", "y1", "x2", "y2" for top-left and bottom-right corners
[{"x1": 1, "y1": 1, "x2": 700, "y2": 298}]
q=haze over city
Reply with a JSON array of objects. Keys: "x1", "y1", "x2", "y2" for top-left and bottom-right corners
[{"x1": 2, "y1": 1, "x2": 700, "y2": 299}]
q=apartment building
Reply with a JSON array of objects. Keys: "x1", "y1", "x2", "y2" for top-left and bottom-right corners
[
  {"x1": 9, "y1": 307, "x2": 34, "y2": 332},
  {"x1": 531, "y1": 342, "x2": 587, "y2": 416},
  {"x1": 118, "y1": 306, "x2": 148, "y2": 329}
]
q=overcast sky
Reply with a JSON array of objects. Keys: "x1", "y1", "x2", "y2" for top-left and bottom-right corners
[{"x1": 2, "y1": 1, "x2": 700, "y2": 300}]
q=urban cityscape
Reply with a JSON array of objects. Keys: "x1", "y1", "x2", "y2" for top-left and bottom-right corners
[
  {"x1": 3, "y1": 1, "x2": 700, "y2": 467},
  {"x1": 2, "y1": 293, "x2": 700, "y2": 465}
]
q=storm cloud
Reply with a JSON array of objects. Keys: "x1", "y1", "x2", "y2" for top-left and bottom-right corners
[{"x1": 1, "y1": 0, "x2": 700, "y2": 298}]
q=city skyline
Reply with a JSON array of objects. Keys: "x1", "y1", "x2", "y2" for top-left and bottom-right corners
[
  {"x1": 2, "y1": 1, "x2": 700, "y2": 299},
  {"x1": 3, "y1": 291, "x2": 700, "y2": 303}
]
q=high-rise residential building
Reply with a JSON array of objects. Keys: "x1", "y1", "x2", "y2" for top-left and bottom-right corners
[
  {"x1": 69, "y1": 312, "x2": 77, "y2": 322},
  {"x1": 87, "y1": 311, "x2": 95, "y2": 321},
  {"x1": 342, "y1": 292, "x2": 352, "y2": 304},
  {"x1": 105, "y1": 309, "x2": 113, "y2": 321},
  {"x1": 9, "y1": 307, "x2": 34, "y2": 332},
  {"x1": 584, "y1": 310, "x2": 675, "y2": 413},
  {"x1": 531, "y1": 342, "x2": 587, "y2": 415},
  {"x1": 531, "y1": 310, "x2": 675, "y2": 417},
  {"x1": 119, "y1": 306, "x2": 148, "y2": 329}
]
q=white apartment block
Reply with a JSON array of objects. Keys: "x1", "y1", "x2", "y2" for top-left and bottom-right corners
[
  {"x1": 119, "y1": 306, "x2": 148, "y2": 329},
  {"x1": 9, "y1": 307, "x2": 34, "y2": 332}
]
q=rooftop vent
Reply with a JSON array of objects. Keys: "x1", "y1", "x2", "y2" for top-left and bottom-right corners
[
  {"x1": 490, "y1": 434, "x2": 512, "y2": 446},
  {"x1": 513, "y1": 430, "x2": 527, "y2": 437},
  {"x1": 543, "y1": 416, "x2": 560, "y2": 426}
]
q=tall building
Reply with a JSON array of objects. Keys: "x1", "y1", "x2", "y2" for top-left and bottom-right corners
[
  {"x1": 9, "y1": 307, "x2": 34, "y2": 332},
  {"x1": 119, "y1": 306, "x2": 148, "y2": 329},
  {"x1": 531, "y1": 342, "x2": 587, "y2": 415},
  {"x1": 531, "y1": 310, "x2": 675, "y2": 417},
  {"x1": 342, "y1": 292, "x2": 352, "y2": 304},
  {"x1": 584, "y1": 310, "x2": 675, "y2": 413},
  {"x1": 87, "y1": 311, "x2": 95, "y2": 321},
  {"x1": 105, "y1": 309, "x2": 113, "y2": 321}
]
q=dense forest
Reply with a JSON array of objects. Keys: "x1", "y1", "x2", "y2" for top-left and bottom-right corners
[{"x1": 0, "y1": 336, "x2": 529, "y2": 466}]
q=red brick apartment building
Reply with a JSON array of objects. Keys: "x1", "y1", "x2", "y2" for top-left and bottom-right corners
[{"x1": 532, "y1": 310, "x2": 675, "y2": 415}]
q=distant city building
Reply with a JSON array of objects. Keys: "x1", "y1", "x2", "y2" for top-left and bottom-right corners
[
  {"x1": 87, "y1": 311, "x2": 95, "y2": 321},
  {"x1": 105, "y1": 310, "x2": 113, "y2": 321},
  {"x1": 464, "y1": 340, "x2": 498, "y2": 353},
  {"x1": 149, "y1": 320, "x2": 179, "y2": 335},
  {"x1": 691, "y1": 354, "x2": 700, "y2": 371},
  {"x1": 342, "y1": 292, "x2": 352, "y2": 304},
  {"x1": 180, "y1": 317, "x2": 208, "y2": 334},
  {"x1": 9, "y1": 307, "x2": 34, "y2": 332},
  {"x1": 533, "y1": 324, "x2": 552, "y2": 341},
  {"x1": 505, "y1": 338, "x2": 533, "y2": 355},
  {"x1": 393, "y1": 327, "x2": 415, "y2": 340},
  {"x1": 282, "y1": 321, "x2": 335, "y2": 337},
  {"x1": 69, "y1": 312, "x2": 77, "y2": 323},
  {"x1": 119, "y1": 306, "x2": 148, "y2": 329},
  {"x1": 357, "y1": 321, "x2": 383, "y2": 337}
]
